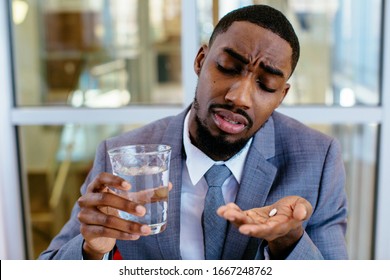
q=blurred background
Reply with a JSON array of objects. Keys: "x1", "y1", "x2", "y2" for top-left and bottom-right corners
[{"x1": 1, "y1": 0, "x2": 389, "y2": 260}]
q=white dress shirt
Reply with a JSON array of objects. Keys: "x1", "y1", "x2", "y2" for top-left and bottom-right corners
[{"x1": 180, "y1": 111, "x2": 252, "y2": 259}]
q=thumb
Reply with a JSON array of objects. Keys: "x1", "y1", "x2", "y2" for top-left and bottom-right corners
[{"x1": 293, "y1": 199, "x2": 311, "y2": 221}]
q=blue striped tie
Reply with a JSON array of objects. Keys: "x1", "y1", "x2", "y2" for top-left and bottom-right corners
[{"x1": 203, "y1": 164, "x2": 232, "y2": 260}]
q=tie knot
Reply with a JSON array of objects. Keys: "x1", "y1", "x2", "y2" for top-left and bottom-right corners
[{"x1": 204, "y1": 164, "x2": 232, "y2": 187}]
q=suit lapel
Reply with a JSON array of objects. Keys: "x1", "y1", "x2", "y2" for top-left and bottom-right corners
[{"x1": 223, "y1": 116, "x2": 277, "y2": 259}]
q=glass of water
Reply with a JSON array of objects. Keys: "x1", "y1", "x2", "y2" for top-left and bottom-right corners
[{"x1": 108, "y1": 144, "x2": 172, "y2": 234}]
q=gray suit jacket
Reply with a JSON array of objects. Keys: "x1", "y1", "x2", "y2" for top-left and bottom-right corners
[{"x1": 39, "y1": 108, "x2": 348, "y2": 260}]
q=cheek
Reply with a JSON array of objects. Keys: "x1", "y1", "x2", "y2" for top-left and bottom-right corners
[
  {"x1": 252, "y1": 110, "x2": 270, "y2": 127},
  {"x1": 199, "y1": 76, "x2": 225, "y2": 100},
  {"x1": 200, "y1": 65, "x2": 226, "y2": 88},
  {"x1": 256, "y1": 90, "x2": 286, "y2": 108},
  {"x1": 197, "y1": 70, "x2": 214, "y2": 91},
  {"x1": 251, "y1": 96, "x2": 281, "y2": 123}
]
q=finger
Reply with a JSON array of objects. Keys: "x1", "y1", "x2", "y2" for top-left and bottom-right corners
[
  {"x1": 78, "y1": 208, "x2": 151, "y2": 236},
  {"x1": 106, "y1": 180, "x2": 131, "y2": 194},
  {"x1": 217, "y1": 204, "x2": 236, "y2": 217},
  {"x1": 239, "y1": 219, "x2": 290, "y2": 239},
  {"x1": 80, "y1": 224, "x2": 143, "y2": 241},
  {"x1": 217, "y1": 202, "x2": 241, "y2": 215},
  {"x1": 238, "y1": 223, "x2": 272, "y2": 237},
  {"x1": 97, "y1": 205, "x2": 120, "y2": 217},
  {"x1": 293, "y1": 202, "x2": 309, "y2": 221},
  {"x1": 78, "y1": 192, "x2": 146, "y2": 217},
  {"x1": 87, "y1": 172, "x2": 131, "y2": 193},
  {"x1": 218, "y1": 207, "x2": 252, "y2": 226},
  {"x1": 129, "y1": 185, "x2": 169, "y2": 204}
]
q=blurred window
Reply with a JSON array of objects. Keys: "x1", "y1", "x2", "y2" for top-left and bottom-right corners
[{"x1": 13, "y1": 0, "x2": 183, "y2": 107}]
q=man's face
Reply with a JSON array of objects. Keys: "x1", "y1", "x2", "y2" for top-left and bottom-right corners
[{"x1": 189, "y1": 21, "x2": 293, "y2": 161}]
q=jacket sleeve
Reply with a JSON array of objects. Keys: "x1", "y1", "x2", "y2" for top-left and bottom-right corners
[{"x1": 288, "y1": 138, "x2": 348, "y2": 259}]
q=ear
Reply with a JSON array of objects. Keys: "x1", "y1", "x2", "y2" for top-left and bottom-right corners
[
  {"x1": 277, "y1": 83, "x2": 290, "y2": 106},
  {"x1": 194, "y1": 44, "x2": 208, "y2": 76}
]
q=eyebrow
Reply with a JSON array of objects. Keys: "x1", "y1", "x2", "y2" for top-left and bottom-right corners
[
  {"x1": 260, "y1": 61, "x2": 285, "y2": 78},
  {"x1": 223, "y1": 47, "x2": 285, "y2": 78},
  {"x1": 223, "y1": 47, "x2": 249, "y2": 64}
]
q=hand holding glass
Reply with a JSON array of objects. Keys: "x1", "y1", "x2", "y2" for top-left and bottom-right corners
[{"x1": 108, "y1": 144, "x2": 172, "y2": 234}]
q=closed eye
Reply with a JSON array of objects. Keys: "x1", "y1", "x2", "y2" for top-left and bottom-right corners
[
  {"x1": 257, "y1": 80, "x2": 276, "y2": 93},
  {"x1": 216, "y1": 63, "x2": 241, "y2": 75}
]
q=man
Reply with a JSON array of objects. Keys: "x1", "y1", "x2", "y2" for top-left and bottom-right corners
[{"x1": 39, "y1": 5, "x2": 348, "y2": 260}]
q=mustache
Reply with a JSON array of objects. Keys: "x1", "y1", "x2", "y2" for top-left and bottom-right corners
[{"x1": 209, "y1": 103, "x2": 253, "y2": 128}]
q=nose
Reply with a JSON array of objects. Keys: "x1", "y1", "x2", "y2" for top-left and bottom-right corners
[{"x1": 224, "y1": 77, "x2": 253, "y2": 109}]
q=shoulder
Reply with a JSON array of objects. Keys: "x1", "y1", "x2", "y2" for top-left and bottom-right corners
[
  {"x1": 271, "y1": 111, "x2": 336, "y2": 153},
  {"x1": 272, "y1": 111, "x2": 333, "y2": 141}
]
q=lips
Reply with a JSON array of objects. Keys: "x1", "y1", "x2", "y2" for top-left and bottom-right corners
[{"x1": 213, "y1": 109, "x2": 249, "y2": 134}]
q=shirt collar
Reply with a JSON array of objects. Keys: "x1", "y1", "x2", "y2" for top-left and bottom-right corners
[{"x1": 183, "y1": 111, "x2": 252, "y2": 186}]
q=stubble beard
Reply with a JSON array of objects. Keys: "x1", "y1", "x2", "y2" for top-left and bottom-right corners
[{"x1": 191, "y1": 97, "x2": 251, "y2": 161}]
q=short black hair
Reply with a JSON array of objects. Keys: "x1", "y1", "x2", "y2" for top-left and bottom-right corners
[{"x1": 209, "y1": 5, "x2": 300, "y2": 76}]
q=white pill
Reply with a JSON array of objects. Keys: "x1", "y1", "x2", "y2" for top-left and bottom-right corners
[{"x1": 269, "y1": 208, "x2": 278, "y2": 217}]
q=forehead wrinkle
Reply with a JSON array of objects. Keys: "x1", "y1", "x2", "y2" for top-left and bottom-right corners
[{"x1": 222, "y1": 46, "x2": 286, "y2": 78}]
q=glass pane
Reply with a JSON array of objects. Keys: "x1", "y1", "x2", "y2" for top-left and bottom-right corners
[
  {"x1": 12, "y1": 0, "x2": 183, "y2": 107},
  {"x1": 197, "y1": 0, "x2": 381, "y2": 106}
]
